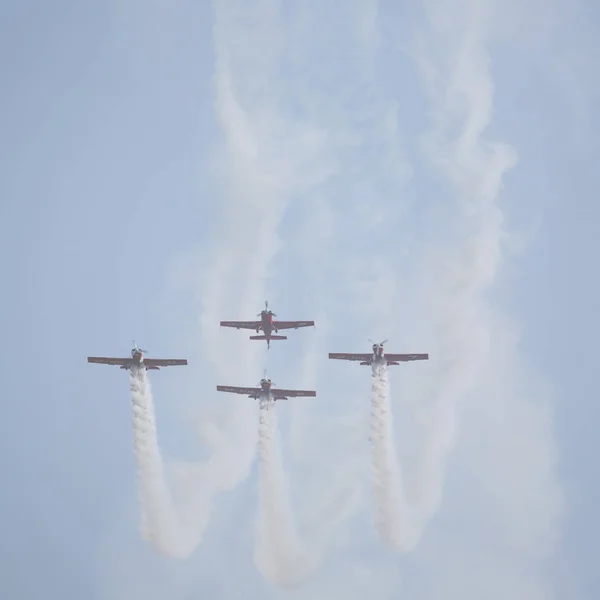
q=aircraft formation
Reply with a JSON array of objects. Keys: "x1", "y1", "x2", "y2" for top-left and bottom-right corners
[{"x1": 87, "y1": 301, "x2": 429, "y2": 409}]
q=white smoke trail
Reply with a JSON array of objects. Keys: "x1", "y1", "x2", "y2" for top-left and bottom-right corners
[
  {"x1": 406, "y1": 0, "x2": 518, "y2": 536},
  {"x1": 130, "y1": 367, "x2": 200, "y2": 558},
  {"x1": 254, "y1": 404, "x2": 314, "y2": 588},
  {"x1": 176, "y1": 0, "x2": 297, "y2": 545},
  {"x1": 130, "y1": 368, "x2": 171, "y2": 551},
  {"x1": 369, "y1": 363, "x2": 414, "y2": 551}
]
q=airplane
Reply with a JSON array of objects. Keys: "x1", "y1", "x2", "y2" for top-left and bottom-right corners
[
  {"x1": 329, "y1": 339, "x2": 429, "y2": 366},
  {"x1": 87, "y1": 342, "x2": 188, "y2": 371},
  {"x1": 216, "y1": 371, "x2": 316, "y2": 409},
  {"x1": 220, "y1": 301, "x2": 315, "y2": 348}
]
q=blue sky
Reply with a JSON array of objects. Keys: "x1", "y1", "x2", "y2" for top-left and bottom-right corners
[{"x1": 1, "y1": 0, "x2": 598, "y2": 598}]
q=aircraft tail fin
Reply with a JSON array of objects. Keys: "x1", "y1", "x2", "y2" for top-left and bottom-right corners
[{"x1": 249, "y1": 335, "x2": 288, "y2": 341}]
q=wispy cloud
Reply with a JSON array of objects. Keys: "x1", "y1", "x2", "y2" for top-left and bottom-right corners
[
  {"x1": 259, "y1": 0, "x2": 417, "y2": 563},
  {"x1": 408, "y1": 0, "x2": 518, "y2": 527},
  {"x1": 187, "y1": 0, "x2": 344, "y2": 534},
  {"x1": 200, "y1": 0, "x2": 416, "y2": 583},
  {"x1": 191, "y1": 0, "x2": 354, "y2": 580},
  {"x1": 103, "y1": 0, "x2": 566, "y2": 597},
  {"x1": 394, "y1": 0, "x2": 565, "y2": 594}
]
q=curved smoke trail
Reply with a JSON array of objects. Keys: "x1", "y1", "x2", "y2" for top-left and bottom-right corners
[
  {"x1": 254, "y1": 405, "x2": 314, "y2": 588},
  {"x1": 405, "y1": 0, "x2": 519, "y2": 539},
  {"x1": 130, "y1": 368, "x2": 207, "y2": 558}
]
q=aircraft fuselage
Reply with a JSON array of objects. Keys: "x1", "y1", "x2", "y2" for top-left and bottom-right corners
[
  {"x1": 372, "y1": 344, "x2": 385, "y2": 361},
  {"x1": 258, "y1": 312, "x2": 276, "y2": 335},
  {"x1": 361, "y1": 345, "x2": 399, "y2": 366},
  {"x1": 257, "y1": 379, "x2": 277, "y2": 406}
]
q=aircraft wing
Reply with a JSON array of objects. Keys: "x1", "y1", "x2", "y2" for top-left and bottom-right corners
[
  {"x1": 220, "y1": 320, "x2": 261, "y2": 330},
  {"x1": 385, "y1": 353, "x2": 429, "y2": 362},
  {"x1": 87, "y1": 357, "x2": 133, "y2": 366},
  {"x1": 216, "y1": 385, "x2": 260, "y2": 397},
  {"x1": 271, "y1": 388, "x2": 316, "y2": 399},
  {"x1": 143, "y1": 358, "x2": 188, "y2": 368},
  {"x1": 328, "y1": 353, "x2": 372, "y2": 362},
  {"x1": 273, "y1": 320, "x2": 315, "y2": 330}
]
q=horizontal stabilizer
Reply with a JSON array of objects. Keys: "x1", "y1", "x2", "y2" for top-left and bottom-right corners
[{"x1": 249, "y1": 335, "x2": 287, "y2": 341}]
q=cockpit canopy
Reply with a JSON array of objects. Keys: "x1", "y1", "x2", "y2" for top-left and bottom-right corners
[{"x1": 372, "y1": 343, "x2": 385, "y2": 356}]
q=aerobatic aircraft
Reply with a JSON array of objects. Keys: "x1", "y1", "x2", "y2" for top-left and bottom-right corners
[
  {"x1": 328, "y1": 340, "x2": 429, "y2": 366},
  {"x1": 220, "y1": 300, "x2": 315, "y2": 348},
  {"x1": 87, "y1": 342, "x2": 188, "y2": 371},
  {"x1": 216, "y1": 372, "x2": 316, "y2": 409}
]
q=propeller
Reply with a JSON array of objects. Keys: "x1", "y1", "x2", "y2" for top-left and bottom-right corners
[
  {"x1": 368, "y1": 338, "x2": 388, "y2": 347},
  {"x1": 132, "y1": 340, "x2": 148, "y2": 353},
  {"x1": 259, "y1": 368, "x2": 274, "y2": 387},
  {"x1": 257, "y1": 300, "x2": 276, "y2": 317}
]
